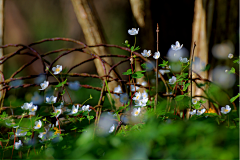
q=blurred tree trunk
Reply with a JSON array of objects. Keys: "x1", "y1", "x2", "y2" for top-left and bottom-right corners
[
  {"x1": 71, "y1": 0, "x2": 122, "y2": 108},
  {"x1": 187, "y1": 0, "x2": 208, "y2": 118},
  {"x1": 129, "y1": 0, "x2": 154, "y2": 89},
  {"x1": 190, "y1": 0, "x2": 208, "y2": 108},
  {"x1": 187, "y1": 0, "x2": 238, "y2": 118},
  {"x1": 0, "y1": 0, "x2": 4, "y2": 113}
]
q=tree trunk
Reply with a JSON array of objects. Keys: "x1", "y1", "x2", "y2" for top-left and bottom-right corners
[{"x1": 71, "y1": 0, "x2": 122, "y2": 108}]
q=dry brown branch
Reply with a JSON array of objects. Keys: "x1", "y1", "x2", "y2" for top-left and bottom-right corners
[{"x1": 0, "y1": 0, "x2": 4, "y2": 113}]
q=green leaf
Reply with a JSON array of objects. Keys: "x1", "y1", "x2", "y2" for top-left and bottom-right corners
[
  {"x1": 26, "y1": 132, "x2": 32, "y2": 136},
  {"x1": 133, "y1": 46, "x2": 141, "y2": 51},
  {"x1": 122, "y1": 69, "x2": 133, "y2": 75},
  {"x1": 130, "y1": 46, "x2": 134, "y2": 52},
  {"x1": 183, "y1": 83, "x2": 191, "y2": 91},
  {"x1": 159, "y1": 60, "x2": 168, "y2": 67},
  {"x1": 131, "y1": 71, "x2": 144, "y2": 78},
  {"x1": 229, "y1": 67, "x2": 235, "y2": 74},
  {"x1": 61, "y1": 89, "x2": 65, "y2": 96},
  {"x1": 202, "y1": 64, "x2": 211, "y2": 71},
  {"x1": 141, "y1": 63, "x2": 146, "y2": 69},
  {"x1": 55, "y1": 79, "x2": 67, "y2": 88},
  {"x1": 1, "y1": 111, "x2": 8, "y2": 118},
  {"x1": 233, "y1": 59, "x2": 239, "y2": 64},
  {"x1": 175, "y1": 95, "x2": 185, "y2": 101},
  {"x1": 230, "y1": 93, "x2": 240, "y2": 103}
]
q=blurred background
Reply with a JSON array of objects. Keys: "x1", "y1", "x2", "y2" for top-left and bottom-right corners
[{"x1": 1, "y1": 0, "x2": 239, "y2": 108}]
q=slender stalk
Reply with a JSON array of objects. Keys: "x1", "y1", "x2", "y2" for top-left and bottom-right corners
[{"x1": 155, "y1": 23, "x2": 159, "y2": 111}]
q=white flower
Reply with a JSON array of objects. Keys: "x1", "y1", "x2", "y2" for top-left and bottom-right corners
[
  {"x1": 141, "y1": 81, "x2": 147, "y2": 87},
  {"x1": 169, "y1": 76, "x2": 177, "y2": 84},
  {"x1": 131, "y1": 107, "x2": 141, "y2": 117},
  {"x1": 39, "y1": 81, "x2": 49, "y2": 90},
  {"x1": 31, "y1": 92, "x2": 44, "y2": 105},
  {"x1": 54, "y1": 108, "x2": 62, "y2": 117},
  {"x1": 141, "y1": 91, "x2": 148, "y2": 99},
  {"x1": 14, "y1": 140, "x2": 23, "y2": 150},
  {"x1": 179, "y1": 57, "x2": 189, "y2": 63},
  {"x1": 128, "y1": 28, "x2": 139, "y2": 35},
  {"x1": 34, "y1": 120, "x2": 42, "y2": 129},
  {"x1": 52, "y1": 65, "x2": 62, "y2": 75},
  {"x1": 220, "y1": 105, "x2": 231, "y2": 114},
  {"x1": 46, "y1": 96, "x2": 57, "y2": 104},
  {"x1": 120, "y1": 93, "x2": 129, "y2": 104},
  {"x1": 5, "y1": 120, "x2": 18, "y2": 128},
  {"x1": 68, "y1": 81, "x2": 81, "y2": 90},
  {"x1": 141, "y1": 50, "x2": 151, "y2": 57},
  {"x1": 15, "y1": 129, "x2": 27, "y2": 137},
  {"x1": 171, "y1": 41, "x2": 183, "y2": 51},
  {"x1": 132, "y1": 92, "x2": 141, "y2": 101},
  {"x1": 38, "y1": 132, "x2": 46, "y2": 139},
  {"x1": 114, "y1": 85, "x2": 122, "y2": 98},
  {"x1": 153, "y1": 51, "x2": 160, "y2": 59},
  {"x1": 196, "y1": 108, "x2": 206, "y2": 115},
  {"x1": 21, "y1": 102, "x2": 33, "y2": 110},
  {"x1": 29, "y1": 105, "x2": 38, "y2": 112},
  {"x1": 130, "y1": 85, "x2": 139, "y2": 92},
  {"x1": 135, "y1": 98, "x2": 148, "y2": 107},
  {"x1": 81, "y1": 105, "x2": 92, "y2": 112},
  {"x1": 158, "y1": 69, "x2": 170, "y2": 76},
  {"x1": 109, "y1": 124, "x2": 115, "y2": 133},
  {"x1": 70, "y1": 105, "x2": 79, "y2": 115},
  {"x1": 228, "y1": 53, "x2": 233, "y2": 59},
  {"x1": 192, "y1": 99, "x2": 198, "y2": 105},
  {"x1": 189, "y1": 109, "x2": 196, "y2": 115}
]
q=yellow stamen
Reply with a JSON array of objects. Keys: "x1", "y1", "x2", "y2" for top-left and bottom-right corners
[
  {"x1": 135, "y1": 111, "x2": 139, "y2": 115},
  {"x1": 37, "y1": 124, "x2": 41, "y2": 128}
]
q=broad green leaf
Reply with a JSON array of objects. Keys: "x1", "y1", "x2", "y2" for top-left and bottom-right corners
[
  {"x1": 131, "y1": 71, "x2": 144, "y2": 78},
  {"x1": 175, "y1": 95, "x2": 185, "y2": 101}
]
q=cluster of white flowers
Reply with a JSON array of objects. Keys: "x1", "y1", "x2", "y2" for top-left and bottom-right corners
[
  {"x1": 21, "y1": 102, "x2": 38, "y2": 116},
  {"x1": 81, "y1": 105, "x2": 92, "y2": 112},
  {"x1": 190, "y1": 108, "x2": 206, "y2": 116},
  {"x1": 131, "y1": 91, "x2": 149, "y2": 117}
]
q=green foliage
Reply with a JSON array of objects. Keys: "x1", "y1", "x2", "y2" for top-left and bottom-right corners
[
  {"x1": 131, "y1": 71, "x2": 144, "y2": 78},
  {"x1": 55, "y1": 79, "x2": 67, "y2": 88},
  {"x1": 159, "y1": 60, "x2": 168, "y2": 67},
  {"x1": 230, "y1": 93, "x2": 240, "y2": 103},
  {"x1": 122, "y1": 69, "x2": 132, "y2": 75}
]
